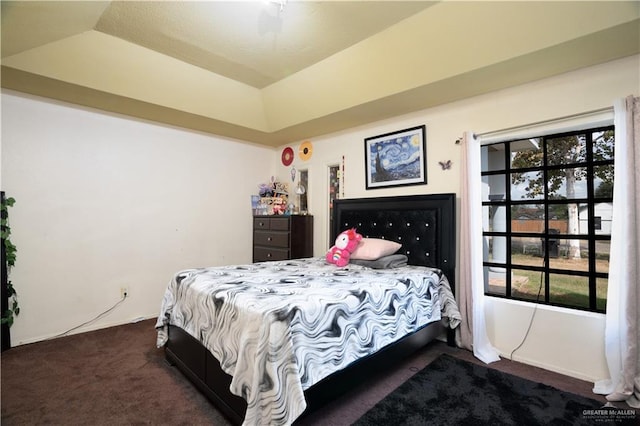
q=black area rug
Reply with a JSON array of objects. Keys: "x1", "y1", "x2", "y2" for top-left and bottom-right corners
[{"x1": 353, "y1": 354, "x2": 635, "y2": 426}]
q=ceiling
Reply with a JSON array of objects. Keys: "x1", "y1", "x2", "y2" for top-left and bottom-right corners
[{"x1": 2, "y1": 1, "x2": 639, "y2": 147}]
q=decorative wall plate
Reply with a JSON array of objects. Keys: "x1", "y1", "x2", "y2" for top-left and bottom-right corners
[
  {"x1": 281, "y1": 147, "x2": 294, "y2": 166},
  {"x1": 299, "y1": 141, "x2": 313, "y2": 161}
]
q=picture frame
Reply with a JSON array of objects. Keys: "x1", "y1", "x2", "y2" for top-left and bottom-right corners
[{"x1": 364, "y1": 125, "x2": 427, "y2": 190}]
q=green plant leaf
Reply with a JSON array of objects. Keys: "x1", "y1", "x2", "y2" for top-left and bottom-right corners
[
  {"x1": 2, "y1": 194, "x2": 19, "y2": 327},
  {"x1": 0, "y1": 310, "x2": 14, "y2": 327}
]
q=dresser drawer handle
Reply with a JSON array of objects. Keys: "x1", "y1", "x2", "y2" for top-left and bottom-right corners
[
  {"x1": 259, "y1": 222, "x2": 266, "y2": 227},
  {"x1": 267, "y1": 253, "x2": 272, "y2": 258},
  {"x1": 267, "y1": 237, "x2": 272, "y2": 241}
]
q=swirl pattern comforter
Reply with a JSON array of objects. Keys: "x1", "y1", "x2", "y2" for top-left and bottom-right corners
[{"x1": 155, "y1": 257, "x2": 460, "y2": 426}]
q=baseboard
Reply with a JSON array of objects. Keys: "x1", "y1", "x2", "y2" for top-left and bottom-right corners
[
  {"x1": 14, "y1": 314, "x2": 157, "y2": 346},
  {"x1": 502, "y1": 351, "x2": 599, "y2": 383}
]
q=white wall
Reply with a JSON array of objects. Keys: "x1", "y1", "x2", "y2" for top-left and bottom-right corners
[
  {"x1": 275, "y1": 55, "x2": 640, "y2": 382},
  {"x1": 1, "y1": 92, "x2": 276, "y2": 345}
]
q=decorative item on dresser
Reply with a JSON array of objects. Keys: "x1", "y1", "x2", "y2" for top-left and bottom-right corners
[{"x1": 253, "y1": 215, "x2": 313, "y2": 262}]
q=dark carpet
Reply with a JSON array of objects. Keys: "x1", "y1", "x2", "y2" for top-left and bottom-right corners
[
  {"x1": 353, "y1": 354, "x2": 634, "y2": 426},
  {"x1": 1, "y1": 319, "x2": 631, "y2": 425}
]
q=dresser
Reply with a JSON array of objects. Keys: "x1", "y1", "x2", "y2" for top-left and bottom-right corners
[{"x1": 253, "y1": 215, "x2": 313, "y2": 262}]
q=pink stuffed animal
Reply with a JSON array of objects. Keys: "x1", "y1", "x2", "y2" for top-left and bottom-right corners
[{"x1": 326, "y1": 228, "x2": 362, "y2": 267}]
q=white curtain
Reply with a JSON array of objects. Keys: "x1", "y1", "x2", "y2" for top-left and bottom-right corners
[
  {"x1": 457, "y1": 131, "x2": 501, "y2": 364},
  {"x1": 593, "y1": 95, "x2": 640, "y2": 408}
]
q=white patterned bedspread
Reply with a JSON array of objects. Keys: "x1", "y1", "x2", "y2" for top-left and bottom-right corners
[{"x1": 155, "y1": 257, "x2": 460, "y2": 426}]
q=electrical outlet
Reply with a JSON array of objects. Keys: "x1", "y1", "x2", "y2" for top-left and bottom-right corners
[{"x1": 121, "y1": 287, "x2": 129, "y2": 299}]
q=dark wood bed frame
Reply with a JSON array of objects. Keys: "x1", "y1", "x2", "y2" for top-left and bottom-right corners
[{"x1": 164, "y1": 193, "x2": 457, "y2": 424}]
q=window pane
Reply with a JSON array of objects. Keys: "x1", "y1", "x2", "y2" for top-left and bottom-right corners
[
  {"x1": 594, "y1": 165, "x2": 614, "y2": 198},
  {"x1": 549, "y1": 273, "x2": 589, "y2": 309},
  {"x1": 486, "y1": 266, "x2": 506, "y2": 296},
  {"x1": 593, "y1": 203, "x2": 612, "y2": 236},
  {"x1": 483, "y1": 174, "x2": 507, "y2": 202},
  {"x1": 511, "y1": 171, "x2": 544, "y2": 200},
  {"x1": 547, "y1": 237, "x2": 587, "y2": 260},
  {"x1": 487, "y1": 205, "x2": 507, "y2": 232},
  {"x1": 511, "y1": 203, "x2": 545, "y2": 221},
  {"x1": 573, "y1": 203, "x2": 590, "y2": 235},
  {"x1": 548, "y1": 203, "x2": 587, "y2": 235},
  {"x1": 597, "y1": 278, "x2": 608, "y2": 311},
  {"x1": 482, "y1": 205, "x2": 489, "y2": 231},
  {"x1": 548, "y1": 240, "x2": 589, "y2": 271},
  {"x1": 541, "y1": 232, "x2": 561, "y2": 259},
  {"x1": 547, "y1": 134, "x2": 586, "y2": 166},
  {"x1": 512, "y1": 204, "x2": 545, "y2": 233},
  {"x1": 510, "y1": 138, "x2": 543, "y2": 168},
  {"x1": 511, "y1": 237, "x2": 544, "y2": 261},
  {"x1": 593, "y1": 130, "x2": 614, "y2": 161},
  {"x1": 596, "y1": 241, "x2": 610, "y2": 273},
  {"x1": 481, "y1": 144, "x2": 505, "y2": 172},
  {"x1": 512, "y1": 268, "x2": 544, "y2": 301},
  {"x1": 548, "y1": 168, "x2": 588, "y2": 199},
  {"x1": 483, "y1": 235, "x2": 492, "y2": 262},
  {"x1": 485, "y1": 236, "x2": 507, "y2": 264}
]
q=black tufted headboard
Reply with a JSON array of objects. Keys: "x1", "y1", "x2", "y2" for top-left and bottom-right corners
[{"x1": 332, "y1": 193, "x2": 456, "y2": 289}]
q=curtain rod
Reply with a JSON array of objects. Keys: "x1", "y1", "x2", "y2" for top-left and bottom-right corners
[{"x1": 476, "y1": 106, "x2": 614, "y2": 139}]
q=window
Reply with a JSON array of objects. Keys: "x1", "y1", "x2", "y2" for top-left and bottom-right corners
[{"x1": 481, "y1": 125, "x2": 614, "y2": 312}]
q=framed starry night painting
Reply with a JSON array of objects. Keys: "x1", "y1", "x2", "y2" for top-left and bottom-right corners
[{"x1": 364, "y1": 125, "x2": 427, "y2": 190}]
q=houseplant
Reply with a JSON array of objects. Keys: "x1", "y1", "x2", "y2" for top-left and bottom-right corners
[{"x1": 1, "y1": 193, "x2": 19, "y2": 333}]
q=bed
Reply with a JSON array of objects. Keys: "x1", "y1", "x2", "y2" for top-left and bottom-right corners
[{"x1": 155, "y1": 193, "x2": 459, "y2": 425}]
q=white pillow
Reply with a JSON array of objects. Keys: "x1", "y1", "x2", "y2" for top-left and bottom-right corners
[{"x1": 350, "y1": 238, "x2": 402, "y2": 260}]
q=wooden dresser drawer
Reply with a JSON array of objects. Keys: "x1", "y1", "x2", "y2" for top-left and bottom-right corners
[
  {"x1": 253, "y1": 217, "x2": 270, "y2": 230},
  {"x1": 253, "y1": 217, "x2": 290, "y2": 231},
  {"x1": 268, "y1": 217, "x2": 290, "y2": 231},
  {"x1": 254, "y1": 231, "x2": 289, "y2": 248},
  {"x1": 252, "y1": 215, "x2": 313, "y2": 262},
  {"x1": 253, "y1": 247, "x2": 290, "y2": 262}
]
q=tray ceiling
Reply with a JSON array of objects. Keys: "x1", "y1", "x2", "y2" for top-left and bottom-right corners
[{"x1": 2, "y1": 1, "x2": 639, "y2": 147}]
